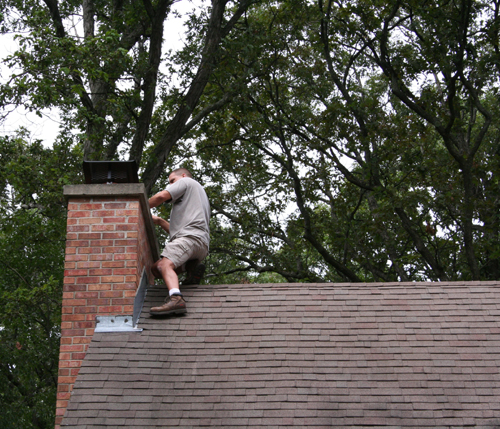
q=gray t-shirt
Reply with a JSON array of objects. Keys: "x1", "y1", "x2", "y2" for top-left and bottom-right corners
[{"x1": 166, "y1": 177, "x2": 210, "y2": 247}]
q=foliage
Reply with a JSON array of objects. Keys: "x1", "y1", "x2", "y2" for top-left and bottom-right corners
[
  {"x1": 0, "y1": 0, "x2": 257, "y2": 192},
  {"x1": 0, "y1": 134, "x2": 82, "y2": 428},
  {"x1": 178, "y1": 0, "x2": 500, "y2": 282}
]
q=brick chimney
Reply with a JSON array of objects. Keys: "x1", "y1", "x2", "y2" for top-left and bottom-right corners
[{"x1": 55, "y1": 183, "x2": 160, "y2": 427}]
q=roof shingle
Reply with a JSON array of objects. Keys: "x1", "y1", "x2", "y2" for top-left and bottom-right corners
[{"x1": 62, "y1": 281, "x2": 500, "y2": 428}]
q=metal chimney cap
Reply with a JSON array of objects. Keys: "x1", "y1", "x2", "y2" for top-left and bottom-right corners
[{"x1": 83, "y1": 160, "x2": 139, "y2": 184}]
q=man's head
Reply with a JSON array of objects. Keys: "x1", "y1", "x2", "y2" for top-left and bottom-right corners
[{"x1": 168, "y1": 168, "x2": 192, "y2": 185}]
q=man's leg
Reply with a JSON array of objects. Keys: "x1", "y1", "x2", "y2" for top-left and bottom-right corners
[
  {"x1": 152, "y1": 257, "x2": 180, "y2": 292},
  {"x1": 150, "y1": 236, "x2": 208, "y2": 316},
  {"x1": 150, "y1": 257, "x2": 186, "y2": 316},
  {"x1": 182, "y1": 259, "x2": 206, "y2": 286}
]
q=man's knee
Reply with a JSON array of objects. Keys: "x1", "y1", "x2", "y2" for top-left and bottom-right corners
[
  {"x1": 158, "y1": 257, "x2": 176, "y2": 270},
  {"x1": 152, "y1": 258, "x2": 175, "y2": 278}
]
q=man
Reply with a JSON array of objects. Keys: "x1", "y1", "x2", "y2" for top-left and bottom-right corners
[{"x1": 148, "y1": 168, "x2": 210, "y2": 316}]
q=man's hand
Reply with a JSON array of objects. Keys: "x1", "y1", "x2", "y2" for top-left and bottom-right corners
[{"x1": 152, "y1": 215, "x2": 170, "y2": 233}]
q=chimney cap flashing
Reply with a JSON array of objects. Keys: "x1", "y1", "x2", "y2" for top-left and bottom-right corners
[{"x1": 95, "y1": 315, "x2": 143, "y2": 333}]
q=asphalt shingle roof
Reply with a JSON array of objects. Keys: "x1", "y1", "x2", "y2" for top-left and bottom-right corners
[{"x1": 61, "y1": 281, "x2": 500, "y2": 428}]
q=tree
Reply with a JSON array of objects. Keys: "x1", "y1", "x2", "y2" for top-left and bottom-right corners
[
  {"x1": 182, "y1": 0, "x2": 500, "y2": 282},
  {"x1": 0, "y1": 133, "x2": 81, "y2": 428},
  {"x1": 1, "y1": 0, "x2": 256, "y2": 192}
]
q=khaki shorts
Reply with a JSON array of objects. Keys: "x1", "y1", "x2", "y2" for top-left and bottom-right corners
[{"x1": 161, "y1": 236, "x2": 208, "y2": 269}]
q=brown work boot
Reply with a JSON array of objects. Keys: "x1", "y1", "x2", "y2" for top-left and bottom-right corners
[{"x1": 150, "y1": 294, "x2": 187, "y2": 316}]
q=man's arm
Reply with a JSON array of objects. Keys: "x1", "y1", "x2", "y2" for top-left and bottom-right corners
[
  {"x1": 152, "y1": 215, "x2": 170, "y2": 233},
  {"x1": 149, "y1": 190, "x2": 172, "y2": 208}
]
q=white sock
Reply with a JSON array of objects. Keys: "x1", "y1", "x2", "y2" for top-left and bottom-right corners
[{"x1": 169, "y1": 288, "x2": 181, "y2": 296}]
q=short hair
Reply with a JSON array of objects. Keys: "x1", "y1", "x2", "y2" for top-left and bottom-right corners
[{"x1": 171, "y1": 168, "x2": 192, "y2": 178}]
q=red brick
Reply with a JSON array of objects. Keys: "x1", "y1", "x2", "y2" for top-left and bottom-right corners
[
  {"x1": 103, "y1": 247, "x2": 125, "y2": 254},
  {"x1": 87, "y1": 299, "x2": 111, "y2": 306},
  {"x1": 101, "y1": 275, "x2": 125, "y2": 283},
  {"x1": 93, "y1": 210, "x2": 116, "y2": 217},
  {"x1": 98, "y1": 305, "x2": 123, "y2": 313},
  {"x1": 102, "y1": 261, "x2": 126, "y2": 268},
  {"x1": 62, "y1": 314, "x2": 86, "y2": 322},
  {"x1": 66, "y1": 240, "x2": 90, "y2": 248},
  {"x1": 117, "y1": 209, "x2": 139, "y2": 216},
  {"x1": 60, "y1": 344, "x2": 85, "y2": 353},
  {"x1": 89, "y1": 268, "x2": 113, "y2": 276},
  {"x1": 116, "y1": 239, "x2": 138, "y2": 246},
  {"x1": 111, "y1": 299, "x2": 134, "y2": 307},
  {"x1": 76, "y1": 261, "x2": 101, "y2": 269},
  {"x1": 74, "y1": 321, "x2": 94, "y2": 329},
  {"x1": 76, "y1": 276, "x2": 100, "y2": 284},
  {"x1": 89, "y1": 284, "x2": 112, "y2": 291},
  {"x1": 79, "y1": 203, "x2": 103, "y2": 210},
  {"x1": 63, "y1": 299, "x2": 87, "y2": 306},
  {"x1": 56, "y1": 364, "x2": 72, "y2": 375},
  {"x1": 91, "y1": 224, "x2": 116, "y2": 231},
  {"x1": 113, "y1": 283, "x2": 136, "y2": 290},
  {"x1": 68, "y1": 211, "x2": 91, "y2": 218},
  {"x1": 56, "y1": 400, "x2": 68, "y2": 409},
  {"x1": 65, "y1": 269, "x2": 89, "y2": 277},
  {"x1": 75, "y1": 291, "x2": 99, "y2": 299},
  {"x1": 64, "y1": 247, "x2": 77, "y2": 255},
  {"x1": 89, "y1": 239, "x2": 114, "y2": 247},
  {"x1": 103, "y1": 232, "x2": 126, "y2": 239},
  {"x1": 57, "y1": 392, "x2": 71, "y2": 400},
  {"x1": 103, "y1": 216, "x2": 126, "y2": 223},
  {"x1": 66, "y1": 224, "x2": 89, "y2": 232},
  {"x1": 104, "y1": 202, "x2": 127, "y2": 209},
  {"x1": 60, "y1": 329, "x2": 86, "y2": 340},
  {"x1": 113, "y1": 268, "x2": 137, "y2": 275},
  {"x1": 65, "y1": 255, "x2": 89, "y2": 262},
  {"x1": 64, "y1": 360, "x2": 84, "y2": 369},
  {"x1": 114, "y1": 253, "x2": 137, "y2": 260},
  {"x1": 79, "y1": 218, "x2": 102, "y2": 225},
  {"x1": 100, "y1": 291, "x2": 125, "y2": 298},
  {"x1": 66, "y1": 219, "x2": 78, "y2": 228},
  {"x1": 90, "y1": 254, "x2": 113, "y2": 261},
  {"x1": 78, "y1": 247, "x2": 102, "y2": 255},
  {"x1": 72, "y1": 337, "x2": 92, "y2": 345},
  {"x1": 57, "y1": 376, "x2": 77, "y2": 385},
  {"x1": 116, "y1": 224, "x2": 138, "y2": 231},
  {"x1": 78, "y1": 233, "x2": 102, "y2": 240},
  {"x1": 56, "y1": 381, "x2": 70, "y2": 390},
  {"x1": 71, "y1": 353, "x2": 87, "y2": 360},
  {"x1": 74, "y1": 306, "x2": 97, "y2": 314}
]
